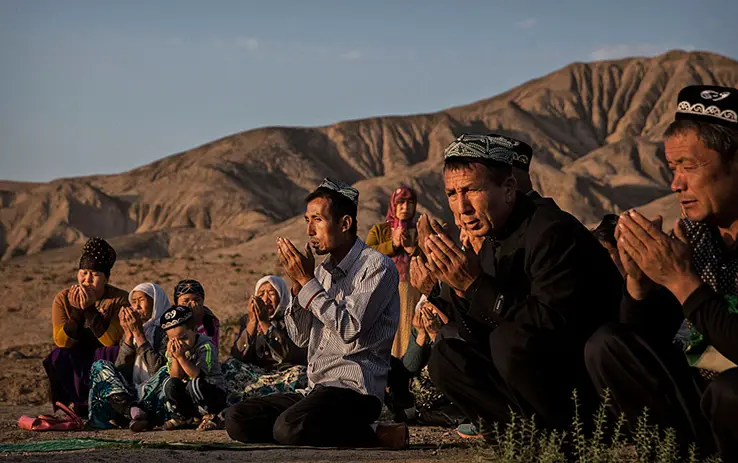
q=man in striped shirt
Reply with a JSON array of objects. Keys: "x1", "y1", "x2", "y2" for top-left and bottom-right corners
[{"x1": 225, "y1": 178, "x2": 407, "y2": 448}]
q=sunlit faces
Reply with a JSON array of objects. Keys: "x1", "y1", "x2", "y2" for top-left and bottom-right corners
[
  {"x1": 304, "y1": 197, "x2": 351, "y2": 255},
  {"x1": 667, "y1": 130, "x2": 738, "y2": 225},
  {"x1": 76, "y1": 269, "x2": 107, "y2": 299},
  {"x1": 176, "y1": 293, "x2": 204, "y2": 319},
  {"x1": 129, "y1": 290, "x2": 154, "y2": 321},
  {"x1": 394, "y1": 197, "x2": 417, "y2": 222},
  {"x1": 256, "y1": 282, "x2": 280, "y2": 317},
  {"x1": 443, "y1": 163, "x2": 516, "y2": 238},
  {"x1": 165, "y1": 324, "x2": 197, "y2": 349}
]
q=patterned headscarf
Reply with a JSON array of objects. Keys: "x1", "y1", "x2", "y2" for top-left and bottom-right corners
[
  {"x1": 79, "y1": 237, "x2": 117, "y2": 276},
  {"x1": 254, "y1": 275, "x2": 289, "y2": 319},
  {"x1": 173, "y1": 279, "x2": 205, "y2": 303},
  {"x1": 385, "y1": 186, "x2": 417, "y2": 280},
  {"x1": 160, "y1": 305, "x2": 193, "y2": 331}
]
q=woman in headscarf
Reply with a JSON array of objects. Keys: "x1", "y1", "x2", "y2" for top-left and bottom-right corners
[
  {"x1": 87, "y1": 282, "x2": 171, "y2": 430},
  {"x1": 366, "y1": 186, "x2": 423, "y2": 358},
  {"x1": 43, "y1": 237, "x2": 129, "y2": 416},
  {"x1": 222, "y1": 276, "x2": 307, "y2": 405},
  {"x1": 173, "y1": 279, "x2": 220, "y2": 349}
]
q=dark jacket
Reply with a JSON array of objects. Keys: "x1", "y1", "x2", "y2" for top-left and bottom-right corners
[
  {"x1": 230, "y1": 314, "x2": 307, "y2": 370},
  {"x1": 429, "y1": 193, "x2": 622, "y2": 351},
  {"x1": 115, "y1": 326, "x2": 167, "y2": 381}
]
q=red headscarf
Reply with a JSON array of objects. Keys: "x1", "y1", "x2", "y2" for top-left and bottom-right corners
[{"x1": 385, "y1": 186, "x2": 417, "y2": 280}]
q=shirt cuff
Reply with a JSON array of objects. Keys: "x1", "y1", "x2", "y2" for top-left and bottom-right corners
[
  {"x1": 682, "y1": 283, "x2": 715, "y2": 320},
  {"x1": 297, "y1": 278, "x2": 324, "y2": 310}
]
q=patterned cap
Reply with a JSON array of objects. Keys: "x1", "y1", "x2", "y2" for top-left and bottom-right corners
[
  {"x1": 317, "y1": 178, "x2": 359, "y2": 206},
  {"x1": 173, "y1": 279, "x2": 205, "y2": 301},
  {"x1": 486, "y1": 133, "x2": 533, "y2": 171},
  {"x1": 443, "y1": 134, "x2": 514, "y2": 165},
  {"x1": 79, "y1": 237, "x2": 116, "y2": 276},
  {"x1": 160, "y1": 305, "x2": 193, "y2": 331},
  {"x1": 675, "y1": 85, "x2": 737, "y2": 129}
]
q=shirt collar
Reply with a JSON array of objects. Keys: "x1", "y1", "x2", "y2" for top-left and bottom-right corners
[{"x1": 321, "y1": 238, "x2": 364, "y2": 277}]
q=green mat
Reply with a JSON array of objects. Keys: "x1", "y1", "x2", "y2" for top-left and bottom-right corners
[
  {"x1": 0, "y1": 438, "x2": 142, "y2": 453},
  {"x1": 0, "y1": 438, "x2": 437, "y2": 454}
]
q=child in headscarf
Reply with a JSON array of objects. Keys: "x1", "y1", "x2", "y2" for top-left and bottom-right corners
[
  {"x1": 366, "y1": 186, "x2": 423, "y2": 358},
  {"x1": 222, "y1": 276, "x2": 308, "y2": 406},
  {"x1": 173, "y1": 279, "x2": 221, "y2": 349},
  {"x1": 88, "y1": 282, "x2": 171, "y2": 431},
  {"x1": 161, "y1": 305, "x2": 226, "y2": 431}
]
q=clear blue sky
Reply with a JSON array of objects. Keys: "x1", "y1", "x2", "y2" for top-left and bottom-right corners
[{"x1": 1, "y1": 0, "x2": 736, "y2": 182}]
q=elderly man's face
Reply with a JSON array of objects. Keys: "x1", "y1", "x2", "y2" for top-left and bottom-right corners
[
  {"x1": 443, "y1": 163, "x2": 516, "y2": 238},
  {"x1": 667, "y1": 130, "x2": 738, "y2": 225}
]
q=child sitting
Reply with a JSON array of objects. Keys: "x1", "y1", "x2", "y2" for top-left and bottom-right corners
[{"x1": 160, "y1": 305, "x2": 226, "y2": 431}]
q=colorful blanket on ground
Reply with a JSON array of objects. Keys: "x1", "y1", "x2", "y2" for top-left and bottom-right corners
[
  {"x1": 88, "y1": 360, "x2": 169, "y2": 429},
  {"x1": 222, "y1": 357, "x2": 308, "y2": 405}
]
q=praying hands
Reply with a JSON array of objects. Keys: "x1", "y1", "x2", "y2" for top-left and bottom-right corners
[
  {"x1": 617, "y1": 209, "x2": 702, "y2": 303},
  {"x1": 277, "y1": 237, "x2": 316, "y2": 289},
  {"x1": 423, "y1": 220, "x2": 481, "y2": 294}
]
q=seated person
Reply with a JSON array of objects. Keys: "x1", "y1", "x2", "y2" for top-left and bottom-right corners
[
  {"x1": 88, "y1": 282, "x2": 171, "y2": 431},
  {"x1": 223, "y1": 275, "x2": 307, "y2": 404},
  {"x1": 44, "y1": 237, "x2": 129, "y2": 416},
  {"x1": 386, "y1": 297, "x2": 462, "y2": 427},
  {"x1": 225, "y1": 178, "x2": 407, "y2": 448},
  {"x1": 585, "y1": 85, "x2": 738, "y2": 461},
  {"x1": 418, "y1": 134, "x2": 622, "y2": 440},
  {"x1": 173, "y1": 279, "x2": 220, "y2": 349},
  {"x1": 161, "y1": 305, "x2": 227, "y2": 431}
]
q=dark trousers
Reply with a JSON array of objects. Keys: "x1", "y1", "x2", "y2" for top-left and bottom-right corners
[
  {"x1": 163, "y1": 377, "x2": 227, "y2": 419},
  {"x1": 428, "y1": 323, "x2": 595, "y2": 432},
  {"x1": 585, "y1": 322, "x2": 738, "y2": 459},
  {"x1": 225, "y1": 385, "x2": 382, "y2": 447},
  {"x1": 386, "y1": 356, "x2": 415, "y2": 413}
]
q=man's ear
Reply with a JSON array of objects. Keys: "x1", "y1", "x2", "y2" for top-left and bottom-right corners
[
  {"x1": 340, "y1": 215, "x2": 354, "y2": 233},
  {"x1": 503, "y1": 175, "x2": 517, "y2": 203}
]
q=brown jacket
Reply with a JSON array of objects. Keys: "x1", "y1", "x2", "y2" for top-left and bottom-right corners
[
  {"x1": 52, "y1": 284, "x2": 129, "y2": 349},
  {"x1": 365, "y1": 223, "x2": 422, "y2": 260}
]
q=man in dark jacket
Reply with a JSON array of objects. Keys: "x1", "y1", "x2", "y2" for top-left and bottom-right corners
[
  {"x1": 585, "y1": 85, "x2": 738, "y2": 460},
  {"x1": 415, "y1": 133, "x2": 622, "y2": 436}
]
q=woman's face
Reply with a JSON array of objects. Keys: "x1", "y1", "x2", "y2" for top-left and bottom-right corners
[
  {"x1": 177, "y1": 293, "x2": 204, "y2": 316},
  {"x1": 77, "y1": 269, "x2": 107, "y2": 299},
  {"x1": 256, "y1": 282, "x2": 280, "y2": 317},
  {"x1": 394, "y1": 197, "x2": 417, "y2": 222},
  {"x1": 130, "y1": 291, "x2": 154, "y2": 321}
]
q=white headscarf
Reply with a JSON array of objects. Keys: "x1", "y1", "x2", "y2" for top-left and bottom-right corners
[
  {"x1": 254, "y1": 276, "x2": 289, "y2": 319},
  {"x1": 129, "y1": 282, "x2": 171, "y2": 345},
  {"x1": 129, "y1": 282, "x2": 171, "y2": 388}
]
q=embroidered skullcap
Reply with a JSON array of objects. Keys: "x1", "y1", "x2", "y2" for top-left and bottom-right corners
[
  {"x1": 316, "y1": 178, "x2": 360, "y2": 206},
  {"x1": 675, "y1": 85, "x2": 738, "y2": 129},
  {"x1": 160, "y1": 305, "x2": 193, "y2": 331},
  {"x1": 443, "y1": 134, "x2": 514, "y2": 166},
  {"x1": 486, "y1": 134, "x2": 533, "y2": 171},
  {"x1": 173, "y1": 279, "x2": 205, "y2": 301},
  {"x1": 79, "y1": 237, "x2": 116, "y2": 276}
]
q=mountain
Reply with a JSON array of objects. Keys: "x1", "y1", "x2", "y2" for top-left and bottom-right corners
[{"x1": 2, "y1": 50, "x2": 737, "y2": 262}]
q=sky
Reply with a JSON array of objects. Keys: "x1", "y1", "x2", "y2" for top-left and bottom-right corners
[{"x1": 1, "y1": 1, "x2": 737, "y2": 182}]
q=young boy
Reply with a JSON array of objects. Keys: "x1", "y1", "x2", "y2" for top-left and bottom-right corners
[{"x1": 160, "y1": 305, "x2": 226, "y2": 430}]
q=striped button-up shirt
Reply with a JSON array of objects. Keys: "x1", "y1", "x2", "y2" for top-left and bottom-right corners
[{"x1": 285, "y1": 238, "x2": 400, "y2": 400}]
